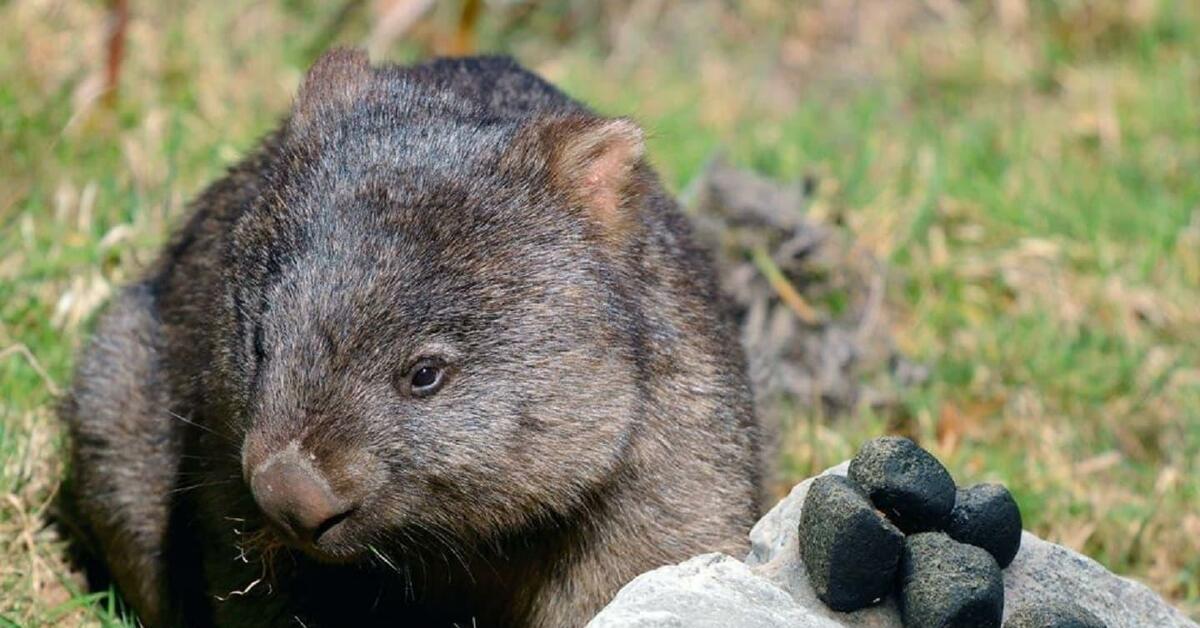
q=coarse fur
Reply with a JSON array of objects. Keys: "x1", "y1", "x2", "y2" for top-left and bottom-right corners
[{"x1": 59, "y1": 50, "x2": 762, "y2": 628}]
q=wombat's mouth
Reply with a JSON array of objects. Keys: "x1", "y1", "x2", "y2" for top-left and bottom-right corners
[
  {"x1": 301, "y1": 542, "x2": 365, "y2": 565},
  {"x1": 279, "y1": 524, "x2": 366, "y2": 565},
  {"x1": 250, "y1": 510, "x2": 367, "y2": 565}
]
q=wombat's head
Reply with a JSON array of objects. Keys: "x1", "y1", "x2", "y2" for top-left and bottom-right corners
[{"x1": 214, "y1": 50, "x2": 654, "y2": 563}]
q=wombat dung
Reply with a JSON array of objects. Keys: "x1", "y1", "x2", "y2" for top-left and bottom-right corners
[
  {"x1": 945, "y1": 483, "x2": 1023, "y2": 568},
  {"x1": 899, "y1": 532, "x2": 1004, "y2": 628},
  {"x1": 58, "y1": 51, "x2": 763, "y2": 628},
  {"x1": 798, "y1": 475, "x2": 905, "y2": 612},
  {"x1": 1004, "y1": 601, "x2": 1108, "y2": 628},
  {"x1": 848, "y1": 436, "x2": 957, "y2": 533}
]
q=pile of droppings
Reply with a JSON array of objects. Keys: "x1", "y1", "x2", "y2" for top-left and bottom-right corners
[{"x1": 798, "y1": 436, "x2": 1107, "y2": 628}]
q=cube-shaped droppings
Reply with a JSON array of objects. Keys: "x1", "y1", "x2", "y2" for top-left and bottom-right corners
[
  {"x1": 946, "y1": 483, "x2": 1023, "y2": 568},
  {"x1": 798, "y1": 474, "x2": 905, "y2": 612},
  {"x1": 848, "y1": 436, "x2": 957, "y2": 533},
  {"x1": 899, "y1": 532, "x2": 1004, "y2": 628}
]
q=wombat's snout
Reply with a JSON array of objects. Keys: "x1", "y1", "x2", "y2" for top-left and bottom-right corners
[{"x1": 249, "y1": 449, "x2": 355, "y2": 546}]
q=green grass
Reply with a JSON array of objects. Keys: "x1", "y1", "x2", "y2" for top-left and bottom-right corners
[{"x1": 3, "y1": 1, "x2": 1199, "y2": 624}]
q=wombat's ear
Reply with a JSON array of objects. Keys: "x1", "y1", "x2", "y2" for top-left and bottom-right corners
[
  {"x1": 289, "y1": 48, "x2": 372, "y2": 135},
  {"x1": 503, "y1": 116, "x2": 646, "y2": 243}
]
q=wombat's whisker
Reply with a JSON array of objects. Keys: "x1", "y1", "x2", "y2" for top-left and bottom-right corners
[
  {"x1": 368, "y1": 544, "x2": 400, "y2": 575},
  {"x1": 178, "y1": 453, "x2": 222, "y2": 462},
  {"x1": 165, "y1": 409, "x2": 237, "y2": 445},
  {"x1": 411, "y1": 520, "x2": 475, "y2": 584},
  {"x1": 168, "y1": 479, "x2": 235, "y2": 495},
  {"x1": 403, "y1": 562, "x2": 415, "y2": 602}
]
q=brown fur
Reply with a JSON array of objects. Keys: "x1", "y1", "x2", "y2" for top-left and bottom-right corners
[{"x1": 60, "y1": 51, "x2": 762, "y2": 627}]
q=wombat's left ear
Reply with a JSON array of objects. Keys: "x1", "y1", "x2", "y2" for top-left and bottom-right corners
[
  {"x1": 289, "y1": 48, "x2": 372, "y2": 136},
  {"x1": 503, "y1": 116, "x2": 646, "y2": 243}
]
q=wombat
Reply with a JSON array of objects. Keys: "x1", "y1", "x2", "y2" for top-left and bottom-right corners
[{"x1": 59, "y1": 50, "x2": 762, "y2": 628}]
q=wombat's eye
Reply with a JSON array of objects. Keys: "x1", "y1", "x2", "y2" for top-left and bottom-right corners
[{"x1": 404, "y1": 360, "x2": 446, "y2": 397}]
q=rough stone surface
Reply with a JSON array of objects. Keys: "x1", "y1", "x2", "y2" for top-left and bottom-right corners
[
  {"x1": 1004, "y1": 600, "x2": 1108, "y2": 627},
  {"x1": 591, "y1": 463, "x2": 1198, "y2": 628},
  {"x1": 847, "y1": 436, "x2": 957, "y2": 533},
  {"x1": 586, "y1": 553, "x2": 841, "y2": 628},
  {"x1": 798, "y1": 475, "x2": 904, "y2": 611},
  {"x1": 899, "y1": 532, "x2": 1004, "y2": 628},
  {"x1": 946, "y1": 483, "x2": 1023, "y2": 568}
]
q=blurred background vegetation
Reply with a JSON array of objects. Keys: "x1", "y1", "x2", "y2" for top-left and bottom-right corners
[{"x1": 1, "y1": 0, "x2": 1198, "y2": 624}]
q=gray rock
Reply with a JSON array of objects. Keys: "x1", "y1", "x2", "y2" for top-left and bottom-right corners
[
  {"x1": 898, "y1": 532, "x2": 1004, "y2": 628},
  {"x1": 946, "y1": 483, "x2": 1023, "y2": 568},
  {"x1": 586, "y1": 553, "x2": 841, "y2": 628},
  {"x1": 590, "y1": 463, "x2": 1198, "y2": 628},
  {"x1": 1005, "y1": 600, "x2": 1107, "y2": 627},
  {"x1": 1000, "y1": 531, "x2": 1192, "y2": 628},
  {"x1": 799, "y1": 475, "x2": 904, "y2": 611},
  {"x1": 848, "y1": 436, "x2": 956, "y2": 533}
]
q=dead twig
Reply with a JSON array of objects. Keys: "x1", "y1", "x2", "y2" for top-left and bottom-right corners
[
  {"x1": 750, "y1": 246, "x2": 821, "y2": 325},
  {"x1": 448, "y1": 0, "x2": 482, "y2": 55},
  {"x1": 103, "y1": 0, "x2": 130, "y2": 107},
  {"x1": 0, "y1": 344, "x2": 61, "y2": 397}
]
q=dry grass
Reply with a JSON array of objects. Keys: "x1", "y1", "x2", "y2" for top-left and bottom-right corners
[{"x1": 1, "y1": 0, "x2": 1197, "y2": 624}]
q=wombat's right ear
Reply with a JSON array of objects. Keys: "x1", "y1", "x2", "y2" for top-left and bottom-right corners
[
  {"x1": 288, "y1": 48, "x2": 372, "y2": 136},
  {"x1": 502, "y1": 115, "x2": 646, "y2": 245}
]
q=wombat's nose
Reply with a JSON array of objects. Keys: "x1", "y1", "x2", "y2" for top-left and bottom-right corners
[{"x1": 249, "y1": 450, "x2": 353, "y2": 544}]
